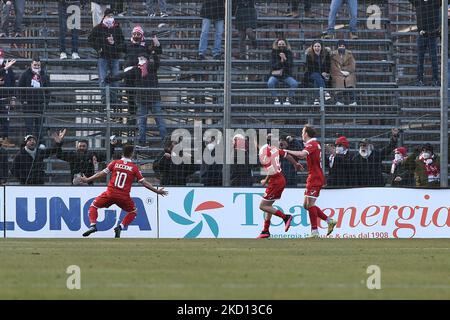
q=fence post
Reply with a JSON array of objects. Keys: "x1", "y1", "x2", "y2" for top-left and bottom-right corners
[
  {"x1": 440, "y1": 0, "x2": 448, "y2": 187},
  {"x1": 105, "y1": 86, "x2": 111, "y2": 178},
  {"x1": 319, "y1": 87, "x2": 326, "y2": 173}
]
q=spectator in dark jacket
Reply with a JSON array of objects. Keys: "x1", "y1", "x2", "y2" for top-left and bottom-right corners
[
  {"x1": 414, "y1": 143, "x2": 440, "y2": 187},
  {"x1": 11, "y1": 129, "x2": 66, "y2": 185},
  {"x1": 106, "y1": 51, "x2": 167, "y2": 143},
  {"x1": 326, "y1": 136, "x2": 354, "y2": 187},
  {"x1": 57, "y1": 137, "x2": 117, "y2": 185},
  {"x1": 198, "y1": 0, "x2": 225, "y2": 60},
  {"x1": 233, "y1": 0, "x2": 257, "y2": 58},
  {"x1": 18, "y1": 56, "x2": 51, "y2": 139},
  {"x1": 0, "y1": 143, "x2": 8, "y2": 184},
  {"x1": 390, "y1": 146, "x2": 415, "y2": 187},
  {"x1": 58, "y1": 0, "x2": 85, "y2": 60},
  {"x1": 352, "y1": 128, "x2": 399, "y2": 187},
  {"x1": 305, "y1": 40, "x2": 331, "y2": 105},
  {"x1": 280, "y1": 135, "x2": 303, "y2": 186},
  {"x1": 88, "y1": 8, "x2": 124, "y2": 103},
  {"x1": 267, "y1": 38, "x2": 298, "y2": 106},
  {"x1": 0, "y1": 51, "x2": 16, "y2": 147},
  {"x1": 409, "y1": 0, "x2": 441, "y2": 86}
]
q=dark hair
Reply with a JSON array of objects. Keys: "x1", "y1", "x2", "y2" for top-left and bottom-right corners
[
  {"x1": 32, "y1": 55, "x2": 40, "y2": 63},
  {"x1": 303, "y1": 125, "x2": 316, "y2": 138},
  {"x1": 78, "y1": 139, "x2": 88, "y2": 145},
  {"x1": 123, "y1": 144, "x2": 134, "y2": 158}
]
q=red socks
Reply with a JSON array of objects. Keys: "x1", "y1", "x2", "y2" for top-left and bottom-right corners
[
  {"x1": 121, "y1": 212, "x2": 137, "y2": 227},
  {"x1": 88, "y1": 206, "x2": 98, "y2": 225},
  {"x1": 263, "y1": 219, "x2": 271, "y2": 232},
  {"x1": 312, "y1": 206, "x2": 328, "y2": 221},
  {"x1": 273, "y1": 210, "x2": 287, "y2": 220},
  {"x1": 308, "y1": 206, "x2": 328, "y2": 230}
]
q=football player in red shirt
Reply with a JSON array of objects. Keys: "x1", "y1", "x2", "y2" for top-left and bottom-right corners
[
  {"x1": 283, "y1": 125, "x2": 337, "y2": 238},
  {"x1": 80, "y1": 145, "x2": 168, "y2": 238},
  {"x1": 257, "y1": 136, "x2": 303, "y2": 239}
]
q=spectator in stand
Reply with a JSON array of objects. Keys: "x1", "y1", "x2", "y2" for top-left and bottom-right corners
[
  {"x1": 389, "y1": 146, "x2": 415, "y2": 187},
  {"x1": 198, "y1": 0, "x2": 225, "y2": 60},
  {"x1": 0, "y1": 1, "x2": 13, "y2": 37},
  {"x1": 5, "y1": 0, "x2": 25, "y2": 37},
  {"x1": 90, "y1": 1, "x2": 112, "y2": 26},
  {"x1": 267, "y1": 38, "x2": 298, "y2": 106},
  {"x1": 11, "y1": 129, "x2": 66, "y2": 185},
  {"x1": 230, "y1": 133, "x2": 256, "y2": 186},
  {"x1": 279, "y1": 135, "x2": 303, "y2": 186},
  {"x1": 88, "y1": 8, "x2": 124, "y2": 104},
  {"x1": 146, "y1": 0, "x2": 168, "y2": 17},
  {"x1": 0, "y1": 51, "x2": 16, "y2": 147},
  {"x1": 0, "y1": 140, "x2": 8, "y2": 184},
  {"x1": 352, "y1": 128, "x2": 400, "y2": 187},
  {"x1": 200, "y1": 136, "x2": 223, "y2": 186},
  {"x1": 233, "y1": 0, "x2": 257, "y2": 59},
  {"x1": 305, "y1": 40, "x2": 331, "y2": 105},
  {"x1": 322, "y1": 0, "x2": 358, "y2": 40},
  {"x1": 57, "y1": 136, "x2": 117, "y2": 185},
  {"x1": 325, "y1": 136, "x2": 354, "y2": 187},
  {"x1": 18, "y1": 56, "x2": 51, "y2": 139},
  {"x1": 409, "y1": 0, "x2": 441, "y2": 86},
  {"x1": 330, "y1": 40, "x2": 357, "y2": 106},
  {"x1": 414, "y1": 143, "x2": 440, "y2": 187},
  {"x1": 286, "y1": 0, "x2": 313, "y2": 18},
  {"x1": 106, "y1": 51, "x2": 167, "y2": 144},
  {"x1": 58, "y1": 0, "x2": 84, "y2": 60}
]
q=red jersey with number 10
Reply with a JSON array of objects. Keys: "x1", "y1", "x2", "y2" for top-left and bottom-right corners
[
  {"x1": 303, "y1": 138, "x2": 325, "y2": 187},
  {"x1": 103, "y1": 158, "x2": 145, "y2": 196}
]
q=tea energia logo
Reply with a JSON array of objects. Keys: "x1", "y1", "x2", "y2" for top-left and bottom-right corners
[{"x1": 168, "y1": 190, "x2": 224, "y2": 238}]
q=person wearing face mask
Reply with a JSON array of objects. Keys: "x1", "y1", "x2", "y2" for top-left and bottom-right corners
[
  {"x1": 11, "y1": 129, "x2": 66, "y2": 185},
  {"x1": 56, "y1": 137, "x2": 117, "y2": 185},
  {"x1": 0, "y1": 48, "x2": 16, "y2": 147},
  {"x1": 267, "y1": 38, "x2": 299, "y2": 106},
  {"x1": 352, "y1": 128, "x2": 400, "y2": 187},
  {"x1": 200, "y1": 136, "x2": 223, "y2": 186},
  {"x1": 325, "y1": 135, "x2": 354, "y2": 187},
  {"x1": 88, "y1": 8, "x2": 125, "y2": 104},
  {"x1": 18, "y1": 56, "x2": 50, "y2": 140},
  {"x1": 105, "y1": 52, "x2": 167, "y2": 145},
  {"x1": 90, "y1": 1, "x2": 113, "y2": 27},
  {"x1": 390, "y1": 147, "x2": 415, "y2": 187},
  {"x1": 330, "y1": 40, "x2": 357, "y2": 106},
  {"x1": 414, "y1": 143, "x2": 440, "y2": 187},
  {"x1": 305, "y1": 40, "x2": 332, "y2": 105}
]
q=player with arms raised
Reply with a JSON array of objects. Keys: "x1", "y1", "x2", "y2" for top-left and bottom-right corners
[
  {"x1": 283, "y1": 125, "x2": 336, "y2": 238},
  {"x1": 257, "y1": 135, "x2": 303, "y2": 239},
  {"x1": 80, "y1": 145, "x2": 168, "y2": 238}
]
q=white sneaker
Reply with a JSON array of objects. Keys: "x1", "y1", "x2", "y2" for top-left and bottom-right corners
[
  {"x1": 335, "y1": 101, "x2": 344, "y2": 106},
  {"x1": 160, "y1": 12, "x2": 169, "y2": 17},
  {"x1": 60, "y1": 52, "x2": 68, "y2": 60},
  {"x1": 349, "y1": 101, "x2": 357, "y2": 106},
  {"x1": 71, "y1": 52, "x2": 80, "y2": 59},
  {"x1": 274, "y1": 98, "x2": 281, "y2": 105},
  {"x1": 325, "y1": 92, "x2": 331, "y2": 101},
  {"x1": 307, "y1": 229, "x2": 320, "y2": 239},
  {"x1": 313, "y1": 99, "x2": 320, "y2": 106},
  {"x1": 149, "y1": 13, "x2": 156, "y2": 17},
  {"x1": 283, "y1": 98, "x2": 291, "y2": 105}
]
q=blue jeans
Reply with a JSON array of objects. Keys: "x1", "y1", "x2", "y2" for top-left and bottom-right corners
[
  {"x1": 98, "y1": 58, "x2": 120, "y2": 103},
  {"x1": 417, "y1": 35, "x2": 439, "y2": 82},
  {"x1": 0, "y1": 1, "x2": 12, "y2": 34},
  {"x1": 310, "y1": 72, "x2": 326, "y2": 88},
  {"x1": 146, "y1": 0, "x2": 167, "y2": 14},
  {"x1": 327, "y1": 0, "x2": 358, "y2": 33},
  {"x1": 267, "y1": 76, "x2": 298, "y2": 97},
  {"x1": 13, "y1": 0, "x2": 25, "y2": 33},
  {"x1": 137, "y1": 100, "x2": 167, "y2": 142},
  {"x1": 199, "y1": 18, "x2": 224, "y2": 56},
  {"x1": 58, "y1": 1, "x2": 80, "y2": 53}
]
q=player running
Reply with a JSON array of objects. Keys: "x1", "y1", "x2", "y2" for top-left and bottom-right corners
[
  {"x1": 80, "y1": 145, "x2": 168, "y2": 238},
  {"x1": 257, "y1": 136, "x2": 303, "y2": 239},
  {"x1": 283, "y1": 125, "x2": 337, "y2": 238}
]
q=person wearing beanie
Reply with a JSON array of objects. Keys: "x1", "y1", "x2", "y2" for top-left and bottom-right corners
[
  {"x1": 0, "y1": 48, "x2": 16, "y2": 147},
  {"x1": 390, "y1": 146, "x2": 415, "y2": 187},
  {"x1": 325, "y1": 135, "x2": 354, "y2": 186},
  {"x1": 88, "y1": 7, "x2": 124, "y2": 104},
  {"x1": 322, "y1": 0, "x2": 358, "y2": 40},
  {"x1": 11, "y1": 129, "x2": 66, "y2": 185},
  {"x1": 331, "y1": 39, "x2": 357, "y2": 106}
]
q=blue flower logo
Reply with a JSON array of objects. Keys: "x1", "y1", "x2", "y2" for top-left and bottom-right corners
[{"x1": 168, "y1": 190, "x2": 223, "y2": 238}]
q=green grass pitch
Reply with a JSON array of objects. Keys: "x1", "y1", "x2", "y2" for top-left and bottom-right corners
[{"x1": 0, "y1": 239, "x2": 449, "y2": 299}]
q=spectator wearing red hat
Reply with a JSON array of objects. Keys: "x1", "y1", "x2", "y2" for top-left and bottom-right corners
[
  {"x1": 390, "y1": 147, "x2": 415, "y2": 187},
  {"x1": 325, "y1": 135, "x2": 354, "y2": 186},
  {"x1": 414, "y1": 143, "x2": 440, "y2": 187},
  {"x1": 0, "y1": 49, "x2": 16, "y2": 147}
]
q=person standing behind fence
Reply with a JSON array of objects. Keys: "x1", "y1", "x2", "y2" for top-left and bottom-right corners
[
  {"x1": 0, "y1": 50, "x2": 16, "y2": 147},
  {"x1": 267, "y1": 38, "x2": 298, "y2": 106},
  {"x1": 88, "y1": 8, "x2": 124, "y2": 104},
  {"x1": 233, "y1": 0, "x2": 257, "y2": 59},
  {"x1": 18, "y1": 56, "x2": 51, "y2": 140},
  {"x1": 409, "y1": 0, "x2": 441, "y2": 87},
  {"x1": 390, "y1": 146, "x2": 415, "y2": 187},
  {"x1": 414, "y1": 143, "x2": 440, "y2": 187},
  {"x1": 325, "y1": 136, "x2": 354, "y2": 187},
  {"x1": 58, "y1": 0, "x2": 85, "y2": 60},
  {"x1": 198, "y1": 0, "x2": 225, "y2": 60}
]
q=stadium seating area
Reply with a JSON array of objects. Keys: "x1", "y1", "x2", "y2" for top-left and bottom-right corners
[{"x1": 0, "y1": 0, "x2": 446, "y2": 186}]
